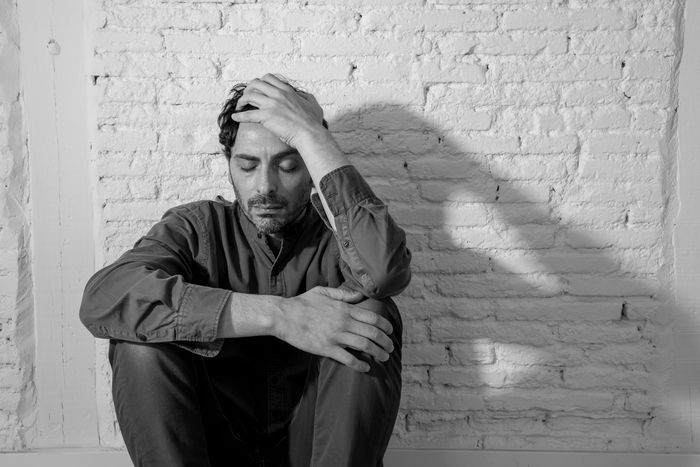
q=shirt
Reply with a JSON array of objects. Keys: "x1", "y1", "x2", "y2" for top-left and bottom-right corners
[{"x1": 79, "y1": 165, "x2": 412, "y2": 358}]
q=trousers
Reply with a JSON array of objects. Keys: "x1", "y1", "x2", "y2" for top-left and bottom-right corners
[{"x1": 109, "y1": 299, "x2": 402, "y2": 467}]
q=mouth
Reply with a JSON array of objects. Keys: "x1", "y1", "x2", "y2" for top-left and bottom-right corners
[{"x1": 254, "y1": 205, "x2": 285, "y2": 210}]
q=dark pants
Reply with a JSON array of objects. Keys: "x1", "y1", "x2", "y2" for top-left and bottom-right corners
[{"x1": 109, "y1": 299, "x2": 402, "y2": 467}]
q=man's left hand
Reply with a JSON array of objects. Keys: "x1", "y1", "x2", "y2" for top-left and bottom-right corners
[{"x1": 231, "y1": 74, "x2": 325, "y2": 148}]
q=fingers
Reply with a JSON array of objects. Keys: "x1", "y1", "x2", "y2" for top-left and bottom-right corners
[
  {"x1": 329, "y1": 347, "x2": 371, "y2": 373},
  {"x1": 347, "y1": 320, "x2": 394, "y2": 355},
  {"x1": 259, "y1": 73, "x2": 296, "y2": 92},
  {"x1": 230, "y1": 109, "x2": 264, "y2": 123},
  {"x1": 244, "y1": 78, "x2": 283, "y2": 100},
  {"x1": 350, "y1": 307, "x2": 394, "y2": 336},
  {"x1": 314, "y1": 286, "x2": 364, "y2": 303},
  {"x1": 235, "y1": 90, "x2": 273, "y2": 111},
  {"x1": 338, "y1": 331, "x2": 391, "y2": 363}
]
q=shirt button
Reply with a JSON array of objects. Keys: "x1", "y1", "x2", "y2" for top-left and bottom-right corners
[
  {"x1": 342, "y1": 240, "x2": 350, "y2": 248},
  {"x1": 136, "y1": 333, "x2": 147, "y2": 341}
]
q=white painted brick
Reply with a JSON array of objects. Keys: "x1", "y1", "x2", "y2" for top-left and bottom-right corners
[
  {"x1": 484, "y1": 388, "x2": 616, "y2": 411},
  {"x1": 625, "y1": 56, "x2": 675, "y2": 80},
  {"x1": 567, "y1": 276, "x2": 659, "y2": 297},
  {"x1": 502, "y1": 8, "x2": 635, "y2": 31},
  {"x1": 436, "y1": 31, "x2": 568, "y2": 56},
  {"x1": 106, "y1": 6, "x2": 222, "y2": 31},
  {"x1": 223, "y1": 58, "x2": 351, "y2": 82},
  {"x1": 585, "y1": 134, "x2": 660, "y2": 153},
  {"x1": 557, "y1": 322, "x2": 645, "y2": 344},
  {"x1": 493, "y1": 298, "x2": 623, "y2": 321},
  {"x1": 493, "y1": 56, "x2": 622, "y2": 83},
  {"x1": 432, "y1": 319, "x2": 557, "y2": 345},
  {"x1": 491, "y1": 251, "x2": 618, "y2": 274},
  {"x1": 563, "y1": 229, "x2": 661, "y2": 249},
  {"x1": 402, "y1": 384, "x2": 486, "y2": 411},
  {"x1": 449, "y1": 340, "x2": 496, "y2": 365},
  {"x1": 97, "y1": 127, "x2": 158, "y2": 152},
  {"x1": 363, "y1": 9, "x2": 497, "y2": 33},
  {"x1": 93, "y1": 31, "x2": 163, "y2": 52},
  {"x1": 415, "y1": 59, "x2": 485, "y2": 83},
  {"x1": 563, "y1": 365, "x2": 650, "y2": 390},
  {"x1": 402, "y1": 344, "x2": 449, "y2": 365},
  {"x1": 300, "y1": 35, "x2": 412, "y2": 56}
]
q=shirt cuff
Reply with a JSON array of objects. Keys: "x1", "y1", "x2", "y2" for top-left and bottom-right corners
[
  {"x1": 318, "y1": 165, "x2": 379, "y2": 217},
  {"x1": 176, "y1": 283, "x2": 232, "y2": 343}
]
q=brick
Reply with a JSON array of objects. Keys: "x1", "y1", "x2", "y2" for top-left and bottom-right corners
[
  {"x1": 411, "y1": 250, "x2": 490, "y2": 274},
  {"x1": 415, "y1": 59, "x2": 485, "y2": 83},
  {"x1": 402, "y1": 384, "x2": 486, "y2": 410},
  {"x1": 484, "y1": 388, "x2": 616, "y2": 411},
  {"x1": 97, "y1": 127, "x2": 157, "y2": 152},
  {"x1": 494, "y1": 56, "x2": 621, "y2": 82},
  {"x1": 390, "y1": 203, "x2": 488, "y2": 227},
  {"x1": 103, "y1": 201, "x2": 176, "y2": 221},
  {"x1": 557, "y1": 322, "x2": 645, "y2": 344},
  {"x1": 449, "y1": 340, "x2": 496, "y2": 365},
  {"x1": 222, "y1": 58, "x2": 351, "y2": 82},
  {"x1": 491, "y1": 251, "x2": 618, "y2": 274},
  {"x1": 269, "y1": 8, "x2": 355, "y2": 32},
  {"x1": 567, "y1": 276, "x2": 659, "y2": 297},
  {"x1": 489, "y1": 155, "x2": 569, "y2": 180},
  {"x1": 569, "y1": 30, "x2": 676, "y2": 54},
  {"x1": 563, "y1": 365, "x2": 650, "y2": 390},
  {"x1": 93, "y1": 31, "x2": 163, "y2": 52},
  {"x1": 563, "y1": 229, "x2": 661, "y2": 249},
  {"x1": 430, "y1": 363, "x2": 561, "y2": 388},
  {"x1": 495, "y1": 343, "x2": 585, "y2": 366},
  {"x1": 432, "y1": 318, "x2": 557, "y2": 345},
  {"x1": 625, "y1": 56, "x2": 675, "y2": 79},
  {"x1": 300, "y1": 35, "x2": 412, "y2": 56},
  {"x1": 437, "y1": 32, "x2": 567, "y2": 56},
  {"x1": 502, "y1": 8, "x2": 635, "y2": 31},
  {"x1": 107, "y1": 7, "x2": 222, "y2": 31},
  {"x1": 402, "y1": 344, "x2": 449, "y2": 365},
  {"x1": 585, "y1": 134, "x2": 659, "y2": 153},
  {"x1": 419, "y1": 179, "x2": 497, "y2": 202},
  {"x1": 364, "y1": 9, "x2": 497, "y2": 33}
]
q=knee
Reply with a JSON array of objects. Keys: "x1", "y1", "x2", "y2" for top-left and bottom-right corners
[
  {"x1": 109, "y1": 341, "x2": 193, "y2": 379},
  {"x1": 354, "y1": 298, "x2": 402, "y2": 347}
]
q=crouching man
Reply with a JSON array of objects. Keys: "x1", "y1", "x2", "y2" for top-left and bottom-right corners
[{"x1": 79, "y1": 74, "x2": 411, "y2": 467}]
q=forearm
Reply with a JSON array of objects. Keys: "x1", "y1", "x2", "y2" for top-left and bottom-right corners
[
  {"x1": 216, "y1": 292, "x2": 283, "y2": 338},
  {"x1": 295, "y1": 127, "x2": 352, "y2": 230}
]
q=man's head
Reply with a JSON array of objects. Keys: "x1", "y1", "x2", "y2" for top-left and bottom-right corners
[{"x1": 217, "y1": 81, "x2": 327, "y2": 236}]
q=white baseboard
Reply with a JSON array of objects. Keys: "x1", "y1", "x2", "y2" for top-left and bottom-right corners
[{"x1": 1, "y1": 449, "x2": 700, "y2": 467}]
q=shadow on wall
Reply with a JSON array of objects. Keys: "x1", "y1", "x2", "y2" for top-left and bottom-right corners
[{"x1": 329, "y1": 105, "x2": 688, "y2": 451}]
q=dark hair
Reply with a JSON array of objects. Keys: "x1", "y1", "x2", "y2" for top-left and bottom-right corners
[{"x1": 217, "y1": 81, "x2": 329, "y2": 160}]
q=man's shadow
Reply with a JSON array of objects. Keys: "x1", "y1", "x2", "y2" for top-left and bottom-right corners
[{"x1": 329, "y1": 105, "x2": 694, "y2": 452}]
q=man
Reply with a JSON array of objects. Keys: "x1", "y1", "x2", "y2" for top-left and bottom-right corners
[{"x1": 79, "y1": 74, "x2": 412, "y2": 467}]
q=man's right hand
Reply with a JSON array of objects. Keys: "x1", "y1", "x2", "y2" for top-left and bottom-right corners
[{"x1": 272, "y1": 286, "x2": 395, "y2": 372}]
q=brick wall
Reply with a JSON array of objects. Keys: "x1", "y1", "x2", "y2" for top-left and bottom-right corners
[
  {"x1": 0, "y1": 0, "x2": 36, "y2": 450},
  {"x1": 88, "y1": 0, "x2": 683, "y2": 452}
]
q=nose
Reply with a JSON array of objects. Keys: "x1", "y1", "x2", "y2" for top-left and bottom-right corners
[{"x1": 256, "y1": 167, "x2": 277, "y2": 195}]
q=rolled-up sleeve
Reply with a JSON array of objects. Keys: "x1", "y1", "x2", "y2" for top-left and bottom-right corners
[
  {"x1": 314, "y1": 165, "x2": 412, "y2": 298},
  {"x1": 79, "y1": 206, "x2": 231, "y2": 357}
]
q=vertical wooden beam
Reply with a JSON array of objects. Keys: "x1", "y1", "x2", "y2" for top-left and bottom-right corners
[{"x1": 17, "y1": 0, "x2": 98, "y2": 447}]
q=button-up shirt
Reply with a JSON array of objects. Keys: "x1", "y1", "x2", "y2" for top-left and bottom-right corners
[{"x1": 79, "y1": 165, "x2": 412, "y2": 357}]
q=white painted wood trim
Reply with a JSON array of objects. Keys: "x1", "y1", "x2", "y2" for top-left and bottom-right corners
[
  {"x1": 1, "y1": 449, "x2": 700, "y2": 467},
  {"x1": 17, "y1": 0, "x2": 98, "y2": 448}
]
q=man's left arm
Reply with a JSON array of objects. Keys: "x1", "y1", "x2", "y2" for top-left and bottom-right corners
[{"x1": 232, "y1": 74, "x2": 411, "y2": 298}]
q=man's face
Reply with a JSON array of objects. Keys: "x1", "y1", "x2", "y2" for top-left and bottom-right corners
[{"x1": 228, "y1": 122, "x2": 312, "y2": 235}]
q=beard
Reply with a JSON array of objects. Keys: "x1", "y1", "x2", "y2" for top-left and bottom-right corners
[{"x1": 233, "y1": 184, "x2": 311, "y2": 235}]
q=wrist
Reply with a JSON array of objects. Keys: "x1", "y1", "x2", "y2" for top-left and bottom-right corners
[{"x1": 267, "y1": 295, "x2": 287, "y2": 339}]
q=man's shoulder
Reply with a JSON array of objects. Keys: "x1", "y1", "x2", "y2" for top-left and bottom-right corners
[{"x1": 162, "y1": 197, "x2": 237, "y2": 227}]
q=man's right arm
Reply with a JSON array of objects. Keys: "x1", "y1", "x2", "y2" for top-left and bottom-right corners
[{"x1": 80, "y1": 205, "x2": 394, "y2": 370}]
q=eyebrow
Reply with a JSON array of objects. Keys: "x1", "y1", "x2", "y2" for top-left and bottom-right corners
[{"x1": 232, "y1": 149, "x2": 300, "y2": 162}]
